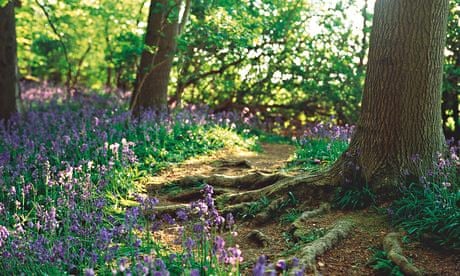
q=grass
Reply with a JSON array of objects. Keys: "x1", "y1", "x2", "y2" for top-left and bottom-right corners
[{"x1": 288, "y1": 138, "x2": 349, "y2": 172}]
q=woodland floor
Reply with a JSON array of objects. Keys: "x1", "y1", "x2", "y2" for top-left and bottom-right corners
[{"x1": 145, "y1": 143, "x2": 460, "y2": 275}]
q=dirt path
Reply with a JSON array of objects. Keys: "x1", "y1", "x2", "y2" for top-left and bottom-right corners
[
  {"x1": 146, "y1": 143, "x2": 460, "y2": 275},
  {"x1": 146, "y1": 143, "x2": 296, "y2": 184}
]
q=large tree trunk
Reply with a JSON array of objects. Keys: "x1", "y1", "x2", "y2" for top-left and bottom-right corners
[
  {"x1": 333, "y1": 0, "x2": 449, "y2": 190},
  {"x1": 0, "y1": 1, "x2": 18, "y2": 123},
  {"x1": 131, "y1": 0, "x2": 182, "y2": 115}
]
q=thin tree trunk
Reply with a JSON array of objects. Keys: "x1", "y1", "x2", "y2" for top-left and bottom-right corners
[
  {"x1": 334, "y1": 0, "x2": 449, "y2": 189},
  {"x1": 131, "y1": 0, "x2": 182, "y2": 115},
  {"x1": 104, "y1": 21, "x2": 114, "y2": 91},
  {"x1": 106, "y1": 66, "x2": 112, "y2": 90},
  {"x1": 0, "y1": 2, "x2": 18, "y2": 123}
]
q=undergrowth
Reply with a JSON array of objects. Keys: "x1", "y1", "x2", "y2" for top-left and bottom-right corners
[
  {"x1": 333, "y1": 184, "x2": 376, "y2": 210},
  {"x1": 0, "y1": 91, "x2": 259, "y2": 274},
  {"x1": 388, "y1": 144, "x2": 460, "y2": 250},
  {"x1": 289, "y1": 123, "x2": 352, "y2": 171},
  {"x1": 389, "y1": 182, "x2": 459, "y2": 250},
  {"x1": 368, "y1": 248, "x2": 404, "y2": 276}
]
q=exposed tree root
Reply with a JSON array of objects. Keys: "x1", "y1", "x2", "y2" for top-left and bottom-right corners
[
  {"x1": 212, "y1": 159, "x2": 252, "y2": 168},
  {"x1": 217, "y1": 173, "x2": 337, "y2": 205},
  {"x1": 291, "y1": 203, "x2": 331, "y2": 240},
  {"x1": 296, "y1": 219, "x2": 354, "y2": 273},
  {"x1": 166, "y1": 187, "x2": 232, "y2": 202},
  {"x1": 148, "y1": 158, "x2": 344, "y2": 229},
  {"x1": 246, "y1": 230, "x2": 269, "y2": 247},
  {"x1": 168, "y1": 171, "x2": 289, "y2": 191},
  {"x1": 144, "y1": 203, "x2": 189, "y2": 216},
  {"x1": 252, "y1": 197, "x2": 287, "y2": 225},
  {"x1": 383, "y1": 233, "x2": 423, "y2": 276}
]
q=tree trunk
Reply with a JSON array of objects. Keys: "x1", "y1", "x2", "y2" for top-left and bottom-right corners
[
  {"x1": 333, "y1": 0, "x2": 449, "y2": 190},
  {"x1": 0, "y1": 1, "x2": 18, "y2": 123},
  {"x1": 131, "y1": 0, "x2": 182, "y2": 115}
]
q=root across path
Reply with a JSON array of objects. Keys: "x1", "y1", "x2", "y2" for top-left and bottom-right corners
[{"x1": 145, "y1": 143, "x2": 460, "y2": 275}]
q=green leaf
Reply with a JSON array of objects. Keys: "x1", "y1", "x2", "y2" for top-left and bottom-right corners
[{"x1": 0, "y1": 0, "x2": 9, "y2": 8}]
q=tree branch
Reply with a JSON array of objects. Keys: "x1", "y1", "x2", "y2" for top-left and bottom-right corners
[{"x1": 34, "y1": 0, "x2": 73, "y2": 96}]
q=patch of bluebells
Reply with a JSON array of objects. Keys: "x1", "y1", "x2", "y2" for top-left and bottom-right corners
[
  {"x1": 0, "y1": 83, "x2": 259, "y2": 274},
  {"x1": 253, "y1": 255, "x2": 305, "y2": 276},
  {"x1": 301, "y1": 121, "x2": 354, "y2": 142},
  {"x1": 388, "y1": 139, "x2": 460, "y2": 250},
  {"x1": 106, "y1": 184, "x2": 305, "y2": 275}
]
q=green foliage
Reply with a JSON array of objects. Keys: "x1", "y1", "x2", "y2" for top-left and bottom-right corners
[
  {"x1": 243, "y1": 192, "x2": 299, "y2": 219},
  {"x1": 13, "y1": 0, "x2": 458, "y2": 129},
  {"x1": 279, "y1": 209, "x2": 303, "y2": 224},
  {"x1": 442, "y1": 0, "x2": 460, "y2": 134},
  {"x1": 15, "y1": 0, "x2": 374, "y2": 124},
  {"x1": 249, "y1": 128, "x2": 295, "y2": 145},
  {"x1": 176, "y1": 0, "x2": 369, "y2": 124},
  {"x1": 389, "y1": 182, "x2": 460, "y2": 250},
  {"x1": 368, "y1": 248, "x2": 404, "y2": 276},
  {"x1": 16, "y1": 0, "x2": 146, "y2": 89},
  {"x1": 0, "y1": 0, "x2": 9, "y2": 8},
  {"x1": 242, "y1": 196, "x2": 271, "y2": 219},
  {"x1": 333, "y1": 184, "x2": 376, "y2": 210},
  {"x1": 298, "y1": 227, "x2": 327, "y2": 244},
  {"x1": 290, "y1": 138, "x2": 349, "y2": 171}
]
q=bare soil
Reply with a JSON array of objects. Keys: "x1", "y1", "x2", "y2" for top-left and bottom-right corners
[{"x1": 146, "y1": 143, "x2": 460, "y2": 275}]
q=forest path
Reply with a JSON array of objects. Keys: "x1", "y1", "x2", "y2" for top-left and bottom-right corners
[
  {"x1": 145, "y1": 143, "x2": 459, "y2": 275},
  {"x1": 146, "y1": 142, "x2": 296, "y2": 185}
]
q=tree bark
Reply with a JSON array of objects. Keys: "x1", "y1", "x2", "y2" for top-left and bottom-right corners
[
  {"x1": 333, "y1": 0, "x2": 449, "y2": 190},
  {"x1": 0, "y1": 1, "x2": 18, "y2": 123},
  {"x1": 131, "y1": 0, "x2": 182, "y2": 115}
]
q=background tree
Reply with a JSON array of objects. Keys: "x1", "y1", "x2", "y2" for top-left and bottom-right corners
[
  {"x1": 0, "y1": 0, "x2": 18, "y2": 122},
  {"x1": 130, "y1": 0, "x2": 187, "y2": 114}
]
